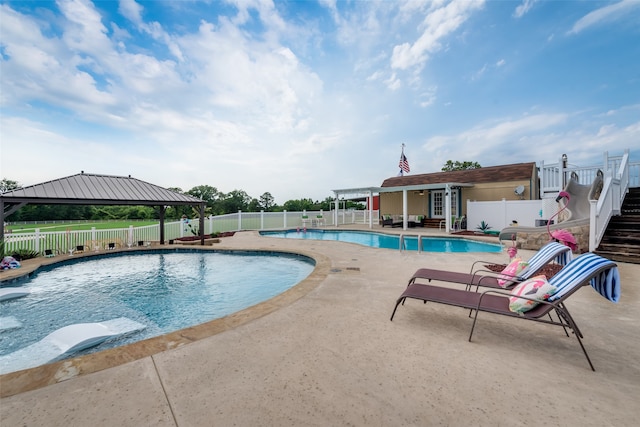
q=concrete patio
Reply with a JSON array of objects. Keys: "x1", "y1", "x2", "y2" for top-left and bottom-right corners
[{"x1": 1, "y1": 229, "x2": 639, "y2": 426}]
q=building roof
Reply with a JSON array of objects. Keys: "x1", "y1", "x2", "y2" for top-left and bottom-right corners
[
  {"x1": 380, "y1": 162, "x2": 536, "y2": 188},
  {"x1": 0, "y1": 172, "x2": 203, "y2": 205}
]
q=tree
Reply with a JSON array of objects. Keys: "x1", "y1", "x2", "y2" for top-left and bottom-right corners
[
  {"x1": 0, "y1": 178, "x2": 19, "y2": 193},
  {"x1": 282, "y1": 198, "x2": 315, "y2": 212},
  {"x1": 186, "y1": 185, "x2": 223, "y2": 214},
  {"x1": 247, "y1": 198, "x2": 261, "y2": 212},
  {"x1": 220, "y1": 190, "x2": 251, "y2": 213},
  {"x1": 187, "y1": 185, "x2": 221, "y2": 205},
  {"x1": 318, "y1": 197, "x2": 337, "y2": 211},
  {"x1": 441, "y1": 160, "x2": 481, "y2": 172},
  {"x1": 258, "y1": 192, "x2": 275, "y2": 211}
]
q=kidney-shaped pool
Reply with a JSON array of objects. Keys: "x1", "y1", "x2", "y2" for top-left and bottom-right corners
[{"x1": 0, "y1": 249, "x2": 314, "y2": 374}]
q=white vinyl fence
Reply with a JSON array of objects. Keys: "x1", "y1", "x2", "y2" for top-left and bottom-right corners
[
  {"x1": 466, "y1": 199, "x2": 547, "y2": 232},
  {"x1": 3, "y1": 209, "x2": 379, "y2": 256}
]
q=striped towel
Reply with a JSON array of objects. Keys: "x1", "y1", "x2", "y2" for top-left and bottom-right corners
[
  {"x1": 590, "y1": 267, "x2": 621, "y2": 303},
  {"x1": 548, "y1": 253, "x2": 617, "y2": 302}
]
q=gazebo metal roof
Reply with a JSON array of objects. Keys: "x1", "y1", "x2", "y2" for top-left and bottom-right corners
[
  {"x1": 1, "y1": 172, "x2": 205, "y2": 244},
  {"x1": 0, "y1": 172, "x2": 201, "y2": 205}
]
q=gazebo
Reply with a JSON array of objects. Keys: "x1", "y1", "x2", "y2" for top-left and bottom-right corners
[{"x1": 0, "y1": 172, "x2": 206, "y2": 244}]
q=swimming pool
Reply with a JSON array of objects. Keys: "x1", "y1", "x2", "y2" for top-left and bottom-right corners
[
  {"x1": 0, "y1": 249, "x2": 314, "y2": 374},
  {"x1": 260, "y1": 229, "x2": 502, "y2": 252}
]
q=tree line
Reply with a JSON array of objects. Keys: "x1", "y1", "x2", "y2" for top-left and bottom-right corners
[
  {"x1": 1, "y1": 161, "x2": 478, "y2": 222},
  {"x1": 0, "y1": 179, "x2": 361, "y2": 222}
]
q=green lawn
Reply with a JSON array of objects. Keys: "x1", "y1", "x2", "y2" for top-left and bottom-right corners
[{"x1": 6, "y1": 220, "x2": 160, "y2": 233}]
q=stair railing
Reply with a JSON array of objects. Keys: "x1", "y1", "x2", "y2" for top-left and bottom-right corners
[{"x1": 589, "y1": 150, "x2": 630, "y2": 251}]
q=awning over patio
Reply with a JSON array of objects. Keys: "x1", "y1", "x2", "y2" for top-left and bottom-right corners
[{"x1": 332, "y1": 182, "x2": 473, "y2": 231}]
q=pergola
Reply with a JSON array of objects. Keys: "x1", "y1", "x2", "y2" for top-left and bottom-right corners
[
  {"x1": 332, "y1": 182, "x2": 473, "y2": 231},
  {"x1": 0, "y1": 172, "x2": 206, "y2": 244}
]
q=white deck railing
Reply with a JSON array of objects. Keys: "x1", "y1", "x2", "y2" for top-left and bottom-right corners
[
  {"x1": 539, "y1": 151, "x2": 639, "y2": 196},
  {"x1": 540, "y1": 150, "x2": 637, "y2": 252},
  {"x1": 589, "y1": 151, "x2": 630, "y2": 251}
]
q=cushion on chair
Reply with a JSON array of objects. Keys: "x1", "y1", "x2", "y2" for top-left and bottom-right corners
[
  {"x1": 508, "y1": 275, "x2": 556, "y2": 313},
  {"x1": 497, "y1": 258, "x2": 529, "y2": 288}
]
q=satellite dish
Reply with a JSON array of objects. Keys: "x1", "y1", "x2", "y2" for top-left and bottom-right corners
[{"x1": 514, "y1": 185, "x2": 525, "y2": 198}]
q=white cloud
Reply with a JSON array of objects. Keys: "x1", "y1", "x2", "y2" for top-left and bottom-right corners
[
  {"x1": 419, "y1": 113, "x2": 569, "y2": 168},
  {"x1": 318, "y1": 0, "x2": 339, "y2": 23},
  {"x1": 118, "y1": 0, "x2": 143, "y2": 26},
  {"x1": 57, "y1": 0, "x2": 112, "y2": 53},
  {"x1": 568, "y1": 0, "x2": 640, "y2": 35},
  {"x1": 117, "y1": 0, "x2": 184, "y2": 61},
  {"x1": 471, "y1": 63, "x2": 487, "y2": 81},
  {"x1": 384, "y1": 73, "x2": 402, "y2": 90},
  {"x1": 0, "y1": 4, "x2": 117, "y2": 111},
  {"x1": 419, "y1": 86, "x2": 438, "y2": 107},
  {"x1": 390, "y1": 0, "x2": 485, "y2": 71},
  {"x1": 513, "y1": 0, "x2": 538, "y2": 19},
  {"x1": 419, "y1": 111, "x2": 640, "y2": 172}
]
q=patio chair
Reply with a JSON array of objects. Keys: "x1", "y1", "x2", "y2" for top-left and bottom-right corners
[
  {"x1": 439, "y1": 216, "x2": 456, "y2": 231},
  {"x1": 390, "y1": 253, "x2": 619, "y2": 371},
  {"x1": 409, "y1": 241, "x2": 572, "y2": 291},
  {"x1": 313, "y1": 214, "x2": 325, "y2": 227},
  {"x1": 453, "y1": 215, "x2": 466, "y2": 231}
]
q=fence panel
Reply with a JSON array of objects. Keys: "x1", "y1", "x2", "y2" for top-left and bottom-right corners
[
  {"x1": 467, "y1": 199, "x2": 545, "y2": 232},
  {"x1": 2, "y1": 210, "x2": 381, "y2": 256}
]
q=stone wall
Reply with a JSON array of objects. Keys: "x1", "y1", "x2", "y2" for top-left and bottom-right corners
[{"x1": 514, "y1": 224, "x2": 590, "y2": 254}]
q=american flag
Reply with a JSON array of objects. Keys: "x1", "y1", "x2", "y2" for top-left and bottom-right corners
[{"x1": 399, "y1": 152, "x2": 410, "y2": 174}]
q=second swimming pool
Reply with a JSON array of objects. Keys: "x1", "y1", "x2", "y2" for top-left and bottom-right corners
[{"x1": 260, "y1": 229, "x2": 502, "y2": 252}]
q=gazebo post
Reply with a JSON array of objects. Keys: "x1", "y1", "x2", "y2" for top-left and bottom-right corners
[
  {"x1": 199, "y1": 203, "x2": 206, "y2": 245},
  {"x1": 159, "y1": 206, "x2": 166, "y2": 244},
  {"x1": 0, "y1": 199, "x2": 4, "y2": 243}
]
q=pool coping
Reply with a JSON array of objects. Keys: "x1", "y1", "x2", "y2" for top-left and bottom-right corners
[{"x1": 0, "y1": 245, "x2": 331, "y2": 398}]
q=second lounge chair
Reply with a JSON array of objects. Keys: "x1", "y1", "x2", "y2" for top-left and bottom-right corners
[{"x1": 408, "y1": 241, "x2": 572, "y2": 291}]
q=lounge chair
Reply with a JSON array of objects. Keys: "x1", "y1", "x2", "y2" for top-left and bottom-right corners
[
  {"x1": 409, "y1": 241, "x2": 572, "y2": 291},
  {"x1": 0, "y1": 286, "x2": 30, "y2": 302},
  {"x1": 0, "y1": 317, "x2": 146, "y2": 374},
  {"x1": 390, "y1": 253, "x2": 619, "y2": 371}
]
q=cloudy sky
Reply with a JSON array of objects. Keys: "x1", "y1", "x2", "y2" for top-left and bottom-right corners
[{"x1": 1, "y1": 0, "x2": 639, "y2": 204}]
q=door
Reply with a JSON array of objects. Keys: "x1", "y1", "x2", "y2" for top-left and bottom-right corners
[{"x1": 431, "y1": 190, "x2": 458, "y2": 218}]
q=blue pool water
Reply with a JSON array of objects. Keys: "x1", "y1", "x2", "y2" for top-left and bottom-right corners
[
  {"x1": 0, "y1": 250, "x2": 314, "y2": 372},
  {"x1": 260, "y1": 229, "x2": 502, "y2": 253}
]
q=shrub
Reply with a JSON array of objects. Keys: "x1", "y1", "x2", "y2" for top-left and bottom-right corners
[
  {"x1": 476, "y1": 221, "x2": 492, "y2": 232},
  {"x1": 11, "y1": 249, "x2": 40, "y2": 261}
]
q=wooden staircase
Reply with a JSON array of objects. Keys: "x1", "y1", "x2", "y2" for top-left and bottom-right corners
[{"x1": 595, "y1": 187, "x2": 640, "y2": 264}]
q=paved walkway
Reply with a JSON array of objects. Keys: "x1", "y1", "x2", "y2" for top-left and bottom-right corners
[{"x1": 1, "y1": 229, "x2": 639, "y2": 426}]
